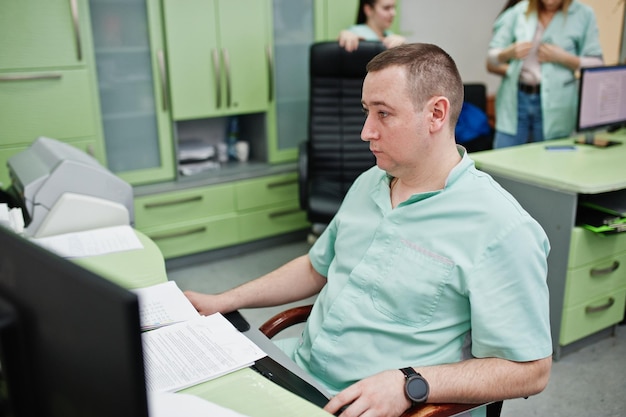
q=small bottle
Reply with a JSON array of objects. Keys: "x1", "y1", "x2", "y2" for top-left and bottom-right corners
[{"x1": 226, "y1": 117, "x2": 239, "y2": 161}]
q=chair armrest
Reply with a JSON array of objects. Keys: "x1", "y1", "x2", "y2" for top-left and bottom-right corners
[
  {"x1": 259, "y1": 304, "x2": 313, "y2": 339},
  {"x1": 259, "y1": 305, "x2": 498, "y2": 417},
  {"x1": 401, "y1": 403, "x2": 480, "y2": 417}
]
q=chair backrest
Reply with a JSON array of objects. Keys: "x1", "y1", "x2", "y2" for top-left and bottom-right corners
[{"x1": 304, "y1": 41, "x2": 384, "y2": 224}]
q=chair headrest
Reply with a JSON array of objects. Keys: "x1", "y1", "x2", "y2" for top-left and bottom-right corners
[{"x1": 310, "y1": 41, "x2": 386, "y2": 78}]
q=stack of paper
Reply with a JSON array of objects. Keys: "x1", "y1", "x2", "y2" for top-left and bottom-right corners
[
  {"x1": 142, "y1": 313, "x2": 266, "y2": 393},
  {"x1": 132, "y1": 281, "x2": 200, "y2": 331}
]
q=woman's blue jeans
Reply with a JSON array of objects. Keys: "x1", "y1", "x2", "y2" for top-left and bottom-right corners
[{"x1": 494, "y1": 90, "x2": 544, "y2": 148}]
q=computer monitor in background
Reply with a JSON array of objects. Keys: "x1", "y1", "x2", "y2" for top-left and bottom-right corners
[
  {"x1": 0, "y1": 226, "x2": 149, "y2": 417},
  {"x1": 576, "y1": 64, "x2": 626, "y2": 143}
]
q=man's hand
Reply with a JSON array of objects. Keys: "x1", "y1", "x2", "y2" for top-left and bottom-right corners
[
  {"x1": 184, "y1": 290, "x2": 224, "y2": 316},
  {"x1": 323, "y1": 370, "x2": 411, "y2": 417}
]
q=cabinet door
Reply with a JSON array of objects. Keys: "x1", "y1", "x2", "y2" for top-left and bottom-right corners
[
  {"x1": 162, "y1": 0, "x2": 220, "y2": 120},
  {"x1": 163, "y1": 0, "x2": 271, "y2": 120},
  {"x1": 0, "y1": 0, "x2": 85, "y2": 70},
  {"x1": 267, "y1": 0, "x2": 314, "y2": 163},
  {"x1": 89, "y1": 0, "x2": 176, "y2": 185},
  {"x1": 218, "y1": 0, "x2": 271, "y2": 115}
]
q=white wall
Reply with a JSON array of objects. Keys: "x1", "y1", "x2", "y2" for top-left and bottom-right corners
[{"x1": 399, "y1": 0, "x2": 504, "y2": 94}]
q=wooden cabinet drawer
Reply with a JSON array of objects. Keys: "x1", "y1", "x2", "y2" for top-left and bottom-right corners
[
  {"x1": 560, "y1": 288, "x2": 626, "y2": 345},
  {"x1": 564, "y1": 251, "x2": 626, "y2": 307},
  {"x1": 238, "y1": 200, "x2": 308, "y2": 243},
  {"x1": 568, "y1": 227, "x2": 626, "y2": 268},
  {"x1": 0, "y1": 69, "x2": 99, "y2": 146},
  {"x1": 134, "y1": 184, "x2": 235, "y2": 229},
  {"x1": 141, "y1": 215, "x2": 238, "y2": 259},
  {"x1": 235, "y1": 173, "x2": 299, "y2": 211}
]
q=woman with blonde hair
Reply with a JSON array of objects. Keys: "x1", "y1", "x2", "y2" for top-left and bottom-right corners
[{"x1": 487, "y1": 0, "x2": 603, "y2": 148}]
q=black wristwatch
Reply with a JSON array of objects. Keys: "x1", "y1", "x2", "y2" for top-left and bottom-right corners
[{"x1": 400, "y1": 367, "x2": 429, "y2": 405}]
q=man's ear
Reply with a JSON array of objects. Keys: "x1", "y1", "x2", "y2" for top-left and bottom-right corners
[{"x1": 428, "y1": 96, "x2": 449, "y2": 133}]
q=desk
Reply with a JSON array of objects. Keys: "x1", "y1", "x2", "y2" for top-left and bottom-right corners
[
  {"x1": 87, "y1": 233, "x2": 486, "y2": 417},
  {"x1": 471, "y1": 136, "x2": 626, "y2": 359}
]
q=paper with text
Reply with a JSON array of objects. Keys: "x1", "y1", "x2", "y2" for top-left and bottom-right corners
[
  {"x1": 132, "y1": 281, "x2": 200, "y2": 331},
  {"x1": 31, "y1": 225, "x2": 143, "y2": 258},
  {"x1": 143, "y1": 314, "x2": 266, "y2": 393}
]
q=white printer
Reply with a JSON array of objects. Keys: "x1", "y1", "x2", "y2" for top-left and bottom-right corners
[{"x1": 6, "y1": 137, "x2": 134, "y2": 238}]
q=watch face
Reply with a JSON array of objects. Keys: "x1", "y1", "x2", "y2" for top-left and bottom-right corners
[{"x1": 406, "y1": 376, "x2": 429, "y2": 403}]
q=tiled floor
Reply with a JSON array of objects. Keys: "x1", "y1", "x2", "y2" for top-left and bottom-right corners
[{"x1": 168, "y1": 236, "x2": 626, "y2": 417}]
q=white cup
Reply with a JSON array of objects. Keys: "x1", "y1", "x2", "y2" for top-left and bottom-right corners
[{"x1": 235, "y1": 141, "x2": 249, "y2": 162}]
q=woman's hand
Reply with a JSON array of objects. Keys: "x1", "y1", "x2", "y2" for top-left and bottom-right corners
[
  {"x1": 383, "y1": 34, "x2": 406, "y2": 49},
  {"x1": 184, "y1": 290, "x2": 227, "y2": 316},
  {"x1": 339, "y1": 30, "x2": 361, "y2": 52}
]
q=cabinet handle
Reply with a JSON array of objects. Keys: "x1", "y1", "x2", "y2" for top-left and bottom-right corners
[
  {"x1": 590, "y1": 260, "x2": 619, "y2": 277},
  {"x1": 266, "y1": 45, "x2": 273, "y2": 102},
  {"x1": 157, "y1": 50, "x2": 169, "y2": 112},
  {"x1": 269, "y1": 208, "x2": 301, "y2": 219},
  {"x1": 222, "y1": 48, "x2": 232, "y2": 108},
  {"x1": 0, "y1": 73, "x2": 62, "y2": 82},
  {"x1": 150, "y1": 226, "x2": 207, "y2": 241},
  {"x1": 212, "y1": 48, "x2": 221, "y2": 108},
  {"x1": 69, "y1": 0, "x2": 82, "y2": 61},
  {"x1": 143, "y1": 195, "x2": 202, "y2": 209},
  {"x1": 585, "y1": 297, "x2": 615, "y2": 314},
  {"x1": 266, "y1": 179, "x2": 297, "y2": 189}
]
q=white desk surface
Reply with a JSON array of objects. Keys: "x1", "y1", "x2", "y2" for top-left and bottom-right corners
[{"x1": 470, "y1": 136, "x2": 626, "y2": 194}]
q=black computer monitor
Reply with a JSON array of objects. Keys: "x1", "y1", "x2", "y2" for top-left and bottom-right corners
[
  {"x1": 0, "y1": 226, "x2": 149, "y2": 417},
  {"x1": 576, "y1": 64, "x2": 626, "y2": 142}
]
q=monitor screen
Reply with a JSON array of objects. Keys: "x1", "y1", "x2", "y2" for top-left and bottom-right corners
[
  {"x1": 0, "y1": 227, "x2": 149, "y2": 417},
  {"x1": 577, "y1": 64, "x2": 626, "y2": 136}
]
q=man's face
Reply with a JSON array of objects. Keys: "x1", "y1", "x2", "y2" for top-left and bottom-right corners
[{"x1": 361, "y1": 66, "x2": 428, "y2": 177}]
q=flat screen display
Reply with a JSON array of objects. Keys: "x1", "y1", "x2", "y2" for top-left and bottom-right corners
[
  {"x1": 0, "y1": 227, "x2": 149, "y2": 417},
  {"x1": 577, "y1": 64, "x2": 626, "y2": 133}
]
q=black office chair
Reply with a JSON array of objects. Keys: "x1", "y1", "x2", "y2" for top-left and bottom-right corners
[
  {"x1": 458, "y1": 83, "x2": 494, "y2": 153},
  {"x1": 298, "y1": 41, "x2": 384, "y2": 228}
]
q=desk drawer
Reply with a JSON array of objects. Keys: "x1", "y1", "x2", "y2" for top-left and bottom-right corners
[
  {"x1": 559, "y1": 288, "x2": 626, "y2": 345},
  {"x1": 135, "y1": 184, "x2": 235, "y2": 229},
  {"x1": 235, "y1": 173, "x2": 299, "y2": 211},
  {"x1": 568, "y1": 227, "x2": 626, "y2": 268},
  {"x1": 564, "y1": 251, "x2": 626, "y2": 307},
  {"x1": 238, "y1": 201, "x2": 308, "y2": 243},
  {"x1": 141, "y1": 215, "x2": 238, "y2": 259}
]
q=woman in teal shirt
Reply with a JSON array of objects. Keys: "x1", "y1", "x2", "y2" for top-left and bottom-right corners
[
  {"x1": 338, "y1": 0, "x2": 405, "y2": 52},
  {"x1": 487, "y1": 0, "x2": 603, "y2": 148}
]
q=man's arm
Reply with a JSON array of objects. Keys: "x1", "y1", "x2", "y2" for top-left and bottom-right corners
[
  {"x1": 184, "y1": 254, "x2": 327, "y2": 316},
  {"x1": 324, "y1": 356, "x2": 552, "y2": 417}
]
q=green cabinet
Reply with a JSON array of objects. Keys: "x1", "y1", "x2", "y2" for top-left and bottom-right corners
[
  {"x1": 0, "y1": 0, "x2": 104, "y2": 186},
  {"x1": 89, "y1": 0, "x2": 176, "y2": 185},
  {"x1": 163, "y1": 0, "x2": 272, "y2": 121},
  {"x1": 135, "y1": 172, "x2": 308, "y2": 260}
]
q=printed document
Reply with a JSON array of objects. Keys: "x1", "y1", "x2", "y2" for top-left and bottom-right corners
[
  {"x1": 132, "y1": 281, "x2": 200, "y2": 331},
  {"x1": 143, "y1": 314, "x2": 266, "y2": 393},
  {"x1": 31, "y1": 225, "x2": 143, "y2": 258}
]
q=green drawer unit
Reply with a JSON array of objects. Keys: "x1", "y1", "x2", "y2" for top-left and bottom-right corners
[
  {"x1": 134, "y1": 184, "x2": 235, "y2": 229},
  {"x1": 0, "y1": 69, "x2": 99, "y2": 146},
  {"x1": 564, "y1": 251, "x2": 626, "y2": 307},
  {"x1": 560, "y1": 287, "x2": 626, "y2": 345},
  {"x1": 235, "y1": 172, "x2": 300, "y2": 211},
  {"x1": 142, "y1": 215, "x2": 238, "y2": 259},
  {"x1": 238, "y1": 200, "x2": 308, "y2": 243},
  {"x1": 567, "y1": 227, "x2": 626, "y2": 268}
]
